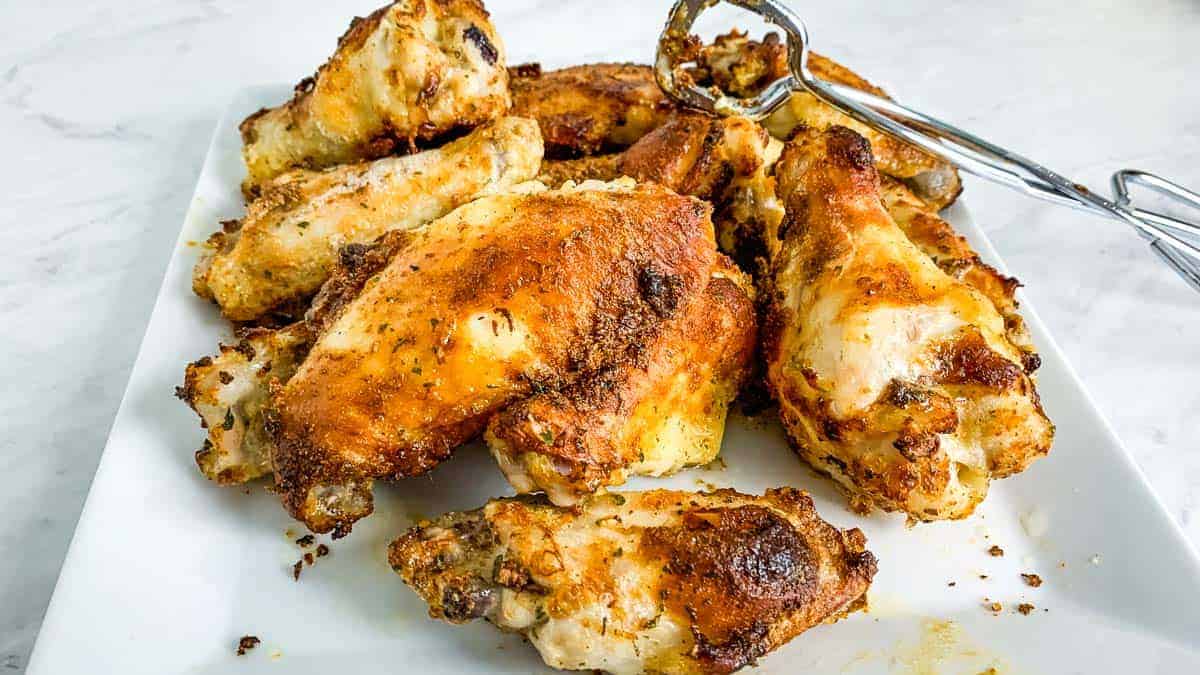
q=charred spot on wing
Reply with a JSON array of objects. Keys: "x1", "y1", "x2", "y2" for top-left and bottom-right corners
[
  {"x1": 1020, "y1": 350, "x2": 1043, "y2": 374},
  {"x1": 691, "y1": 620, "x2": 772, "y2": 674},
  {"x1": 441, "y1": 579, "x2": 497, "y2": 622},
  {"x1": 463, "y1": 25, "x2": 498, "y2": 65},
  {"x1": 638, "y1": 267, "x2": 685, "y2": 317},
  {"x1": 934, "y1": 330, "x2": 1023, "y2": 389},
  {"x1": 509, "y1": 62, "x2": 542, "y2": 79},
  {"x1": 825, "y1": 125, "x2": 875, "y2": 171},
  {"x1": 893, "y1": 430, "x2": 940, "y2": 462}
]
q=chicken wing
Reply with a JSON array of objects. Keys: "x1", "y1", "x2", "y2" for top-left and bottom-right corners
[
  {"x1": 239, "y1": 0, "x2": 510, "y2": 194},
  {"x1": 762, "y1": 126, "x2": 1052, "y2": 521},
  {"x1": 486, "y1": 257, "x2": 756, "y2": 505},
  {"x1": 266, "y1": 179, "x2": 726, "y2": 535},
  {"x1": 389, "y1": 488, "x2": 876, "y2": 674},
  {"x1": 693, "y1": 31, "x2": 961, "y2": 210},
  {"x1": 196, "y1": 117, "x2": 541, "y2": 322},
  {"x1": 510, "y1": 63, "x2": 676, "y2": 158}
]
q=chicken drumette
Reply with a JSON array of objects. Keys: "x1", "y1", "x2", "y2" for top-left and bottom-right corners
[{"x1": 761, "y1": 125, "x2": 1052, "y2": 520}]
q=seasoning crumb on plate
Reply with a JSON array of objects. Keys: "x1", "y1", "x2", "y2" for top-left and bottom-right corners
[
  {"x1": 1018, "y1": 603, "x2": 1036, "y2": 615},
  {"x1": 295, "y1": 534, "x2": 315, "y2": 547},
  {"x1": 985, "y1": 601, "x2": 1003, "y2": 613},
  {"x1": 987, "y1": 545, "x2": 1004, "y2": 557},
  {"x1": 1021, "y1": 572, "x2": 1043, "y2": 588},
  {"x1": 292, "y1": 560, "x2": 303, "y2": 581},
  {"x1": 236, "y1": 635, "x2": 260, "y2": 656},
  {"x1": 316, "y1": 543, "x2": 330, "y2": 557}
]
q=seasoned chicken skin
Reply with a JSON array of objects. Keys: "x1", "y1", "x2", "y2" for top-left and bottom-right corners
[
  {"x1": 536, "y1": 111, "x2": 785, "y2": 275},
  {"x1": 266, "y1": 180, "x2": 730, "y2": 535},
  {"x1": 762, "y1": 126, "x2": 1052, "y2": 521},
  {"x1": 239, "y1": 0, "x2": 510, "y2": 193},
  {"x1": 510, "y1": 63, "x2": 675, "y2": 158},
  {"x1": 694, "y1": 31, "x2": 961, "y2": 210},
  {"x1": 486, "y1": 257, "x2": 756, "y2": 505},
  {"x1": 196, "y1": 117, "x2": 541, "y2": 322},
  {"x1": 390, "y1": 488, "x2": 876, "y2": 674}
]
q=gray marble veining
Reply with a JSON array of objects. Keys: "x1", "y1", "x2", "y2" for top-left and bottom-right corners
[{"x1": 1, "y1": 0, "x2": 1197, "y2": 671}]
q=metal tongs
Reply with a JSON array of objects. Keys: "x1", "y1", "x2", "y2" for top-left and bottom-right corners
[{"x1": 655, "y1": 0, "x2": 1200, "y2": 292}]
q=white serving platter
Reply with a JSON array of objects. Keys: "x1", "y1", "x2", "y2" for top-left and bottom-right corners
[{"x1": 26, "y1": 86, "x2": 1200, "y2": 674}]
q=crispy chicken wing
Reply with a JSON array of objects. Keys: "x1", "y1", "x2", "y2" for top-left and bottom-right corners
[
  {"x1": 196, "y1": 117, "x2": 541, "y2": 322},
  {"x1": 762, "y1": 126, "x2": 1052, "y2": 521},
  {"x1": 265, "y1": 180, "x2": 729, "y2": 535},
  {"x1": 389, "y1": 488, "x2": 876, "y2": 674},
  {"x1": 486, "y1": 257, "x2": 755, "y2": 505},
  {"x1": 694, "y1": 31, "x2": 961, "y2": 210},
  {"x1": 510, "y1": 63, "x2": 676, "y2": 158},
  {"x1": 239, "y1": 0, "x2": 510, "y2": 194}
]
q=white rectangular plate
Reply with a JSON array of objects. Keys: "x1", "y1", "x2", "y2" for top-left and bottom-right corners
[{"x1": 28, "y1": 87, "x2": 1200, "y2": 674}]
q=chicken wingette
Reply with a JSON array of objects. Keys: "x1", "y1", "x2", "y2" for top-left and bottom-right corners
[
  {"x1": 762, "y1": 125, "x2": 1052, "y2": 521},
  {"x1": 510, "y1": 62, "x2": 676, "y2": 158},
  {"x1": 245, "y1": 179, "x2": 740, "y2": 535},
  {"x1": 195, "y1": 117, "x2": 541, "y2": 322},
  {"x1": 390, "y1": 488, "x2": 876, "y2": 675},
  {"x1": 239, "y1": 0, "x2": 510, "y2": 194}
]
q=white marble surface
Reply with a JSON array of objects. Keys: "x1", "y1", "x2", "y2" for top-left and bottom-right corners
[{"x1": 1, "y1": 0, "x2": 1197, "y2": 671}]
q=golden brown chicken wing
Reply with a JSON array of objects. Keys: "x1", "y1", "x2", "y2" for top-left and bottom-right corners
[
  {"x1": 265, "y1": 179, "x2": 729, "y2": 535},
  {"x1": 510, "y1": 63, "x2": 676, "y2": 158},
  {"x1": 239, "y1": 0, "x2": 510, "y2": 194},
  {"x1": 762, "y1": 125, "x2": 1052, "y2": 521},
  {"x1": 196, "y1": 117, "x2": 542, "y2": 322},
  {"x1": 389, "y1": 488, "x2": 876, "y2": 674},
  {"x1": 694, "y1": 30, "x2": 962, "y2": 210},
  {"x1": 486, "y1": 257, "x2": 756, "y2": 505}
]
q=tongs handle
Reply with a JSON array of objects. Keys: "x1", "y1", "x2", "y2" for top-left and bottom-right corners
[{"x1": 656, "y1": 0, "x2": 1200, "y2": 292}]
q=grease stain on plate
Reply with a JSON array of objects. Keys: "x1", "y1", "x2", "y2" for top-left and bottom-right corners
[{"x1": 890, "y1": 619, "x2": 1008, "y2": 675}]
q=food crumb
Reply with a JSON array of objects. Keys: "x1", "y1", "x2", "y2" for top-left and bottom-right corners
[
  {"x1": 947, "y1": 581, "x2": 957, "y2": 587},
  {"x1": 1021, "y1": 573, "x2": 1043, "y2": 588},
  {"x1": 1017, "y1": 603, "x2": 1036, "y2": 615},
  {"x1": 269, "y1": 648, "x2": 283, "y2": 662},
  {"x1": 985, "y1": 601, "x2": 1002, "y2": 613},
  {"x1": 316, "y1": 543, "x2": 330, "y2": 557},
  {"x1": 979, "y1": 574, "x2": 989, "y2": 580},
  {"x1": 236, "y1": 635, "x2": 260, "y2": 656},
  {"x1": 987, "y1": 545, "x2": 1004, "y2": 557},
  {"x1": 292, "y1": 560, "x2": 303, "y2": 581},
  {"x1": 303, "y1": 552, "x2": 314, "y2": 565},
  {"x1": 295, "y1": 534, "x2": 315, "y2": 547}
]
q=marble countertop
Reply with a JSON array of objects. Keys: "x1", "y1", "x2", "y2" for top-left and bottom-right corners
[{"x1": 2, "y1": 0, "x2": 1197, "y2": 670}]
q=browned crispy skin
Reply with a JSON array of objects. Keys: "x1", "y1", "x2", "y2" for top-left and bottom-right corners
[
  {"x1": 510, "y1": 63, "x2": 676, "y2": 158},
  {"x1": 536, "y1": 154, "x2": 621, "y2": 187},
  {"x1": 267, "y1": 181, "x2": 721, "y2": 535},
  {"x1": 239, "y1": 0, "x2": 510, "y2": 194},
  {"x1": 486, "y1": 257, "x2": 756, "y2": 504},
  {"x1": 881, "y1": 177, "x2": 1037, "y2": 359},
  {"x1": 389, "y1": 488, "x2": 876, "y2": 674},
  {"x1": 694, "y1": 30, "x2": 961, "y2": 209},
  {"x1": 762, "y1": 126, "x2": 1052, "y2": 520}
]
